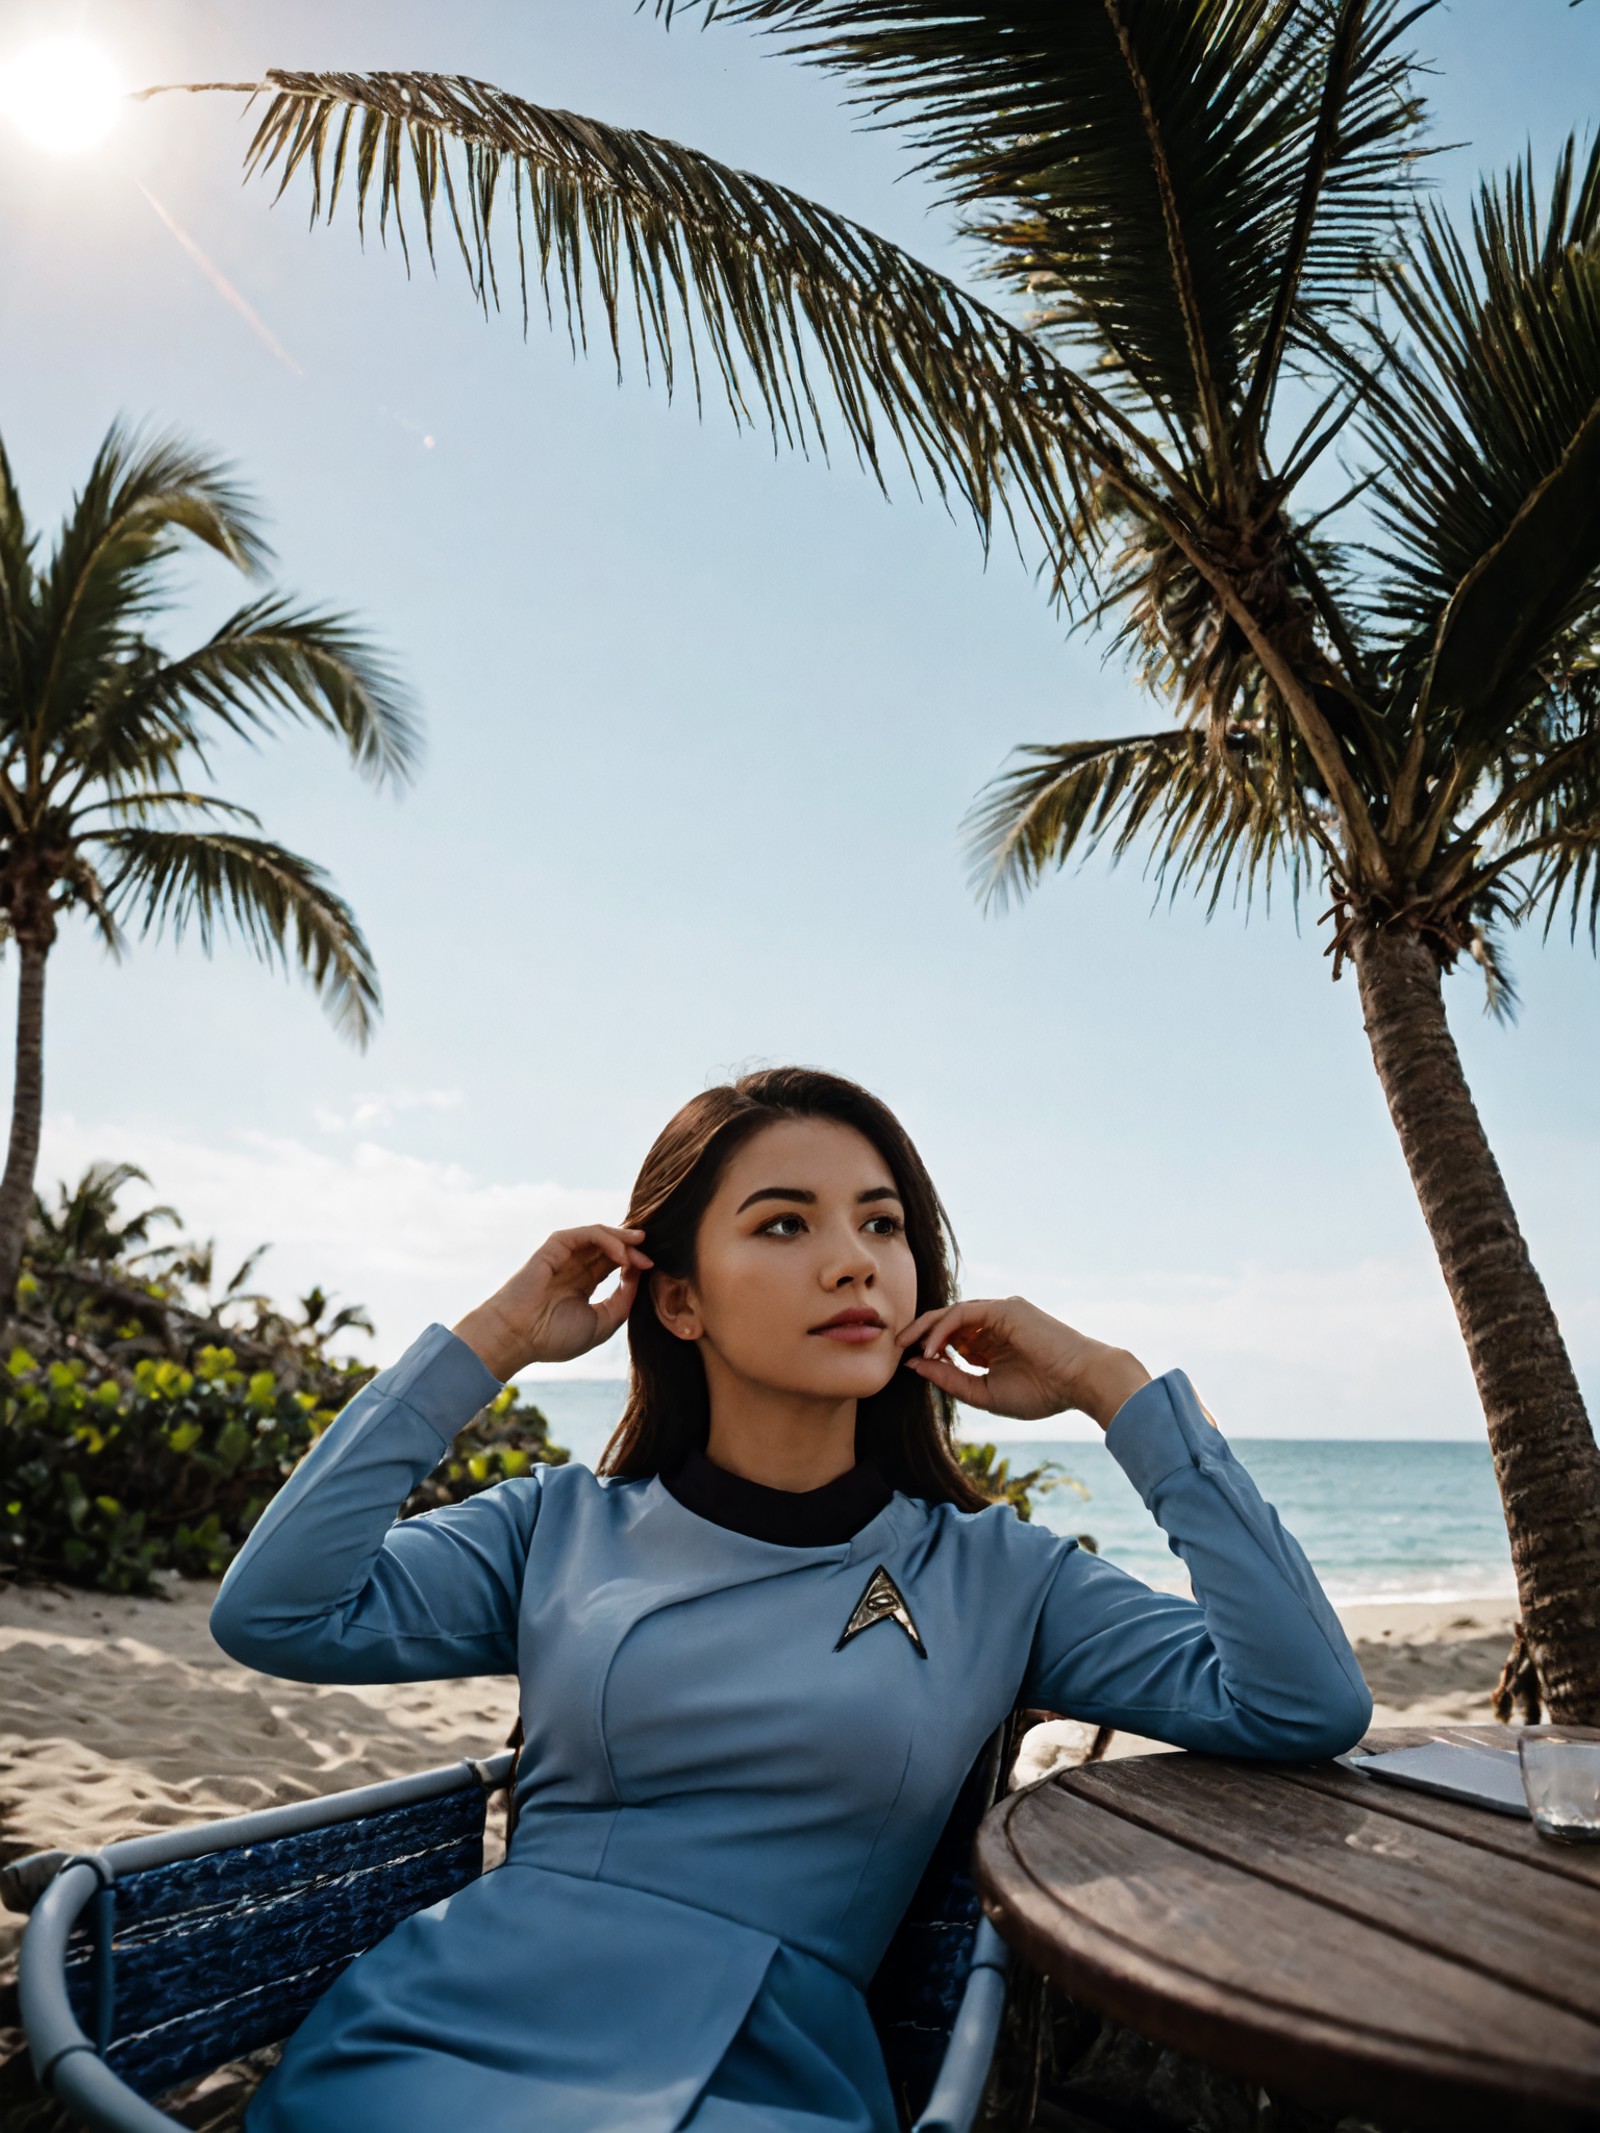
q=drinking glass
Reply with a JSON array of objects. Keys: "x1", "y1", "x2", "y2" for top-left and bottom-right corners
[{"x1": 1517, "y1": 1734, "x2": 1600, "y2": 1842}]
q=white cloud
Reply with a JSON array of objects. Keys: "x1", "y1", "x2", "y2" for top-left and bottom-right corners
[
  {"x1": 953, "y1": 1254, "x2": 1569, "y2": 1441},
  {"x1": 313, "y1": 1089, "x2": 464, "y2": 1134},
  {"x1": 38, "y1": 1112, "x2": 630, "y2": 1378}
]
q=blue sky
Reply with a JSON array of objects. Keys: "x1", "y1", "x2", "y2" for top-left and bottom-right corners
[{"x1": 2, "y1": 0, "x2": 1596, "y2": 1437}]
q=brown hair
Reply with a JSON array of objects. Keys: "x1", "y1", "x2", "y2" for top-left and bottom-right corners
[{"x1": 597, "y1": 1065, "x2": 985, "y2": 1510}]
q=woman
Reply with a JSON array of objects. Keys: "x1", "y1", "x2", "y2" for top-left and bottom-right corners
[{"x1": 212, "y1": 1066, "x2": 1371, "y2": 2133}]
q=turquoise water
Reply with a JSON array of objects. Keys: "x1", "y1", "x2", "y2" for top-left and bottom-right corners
[
  {"x1": 1002, "y1": 1436, "x2": 1514, "y2": 1603},
  {"x1": 526, "y1": 1382, "x2": 1514, "y2": 1605}
]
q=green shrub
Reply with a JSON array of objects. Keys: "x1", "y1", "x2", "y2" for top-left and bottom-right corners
[
  {"x1": 2, "y1": 1162, "x2": 569, "y2": 1595},
  {"x1": 0, "y1": 1346, "x2": 564, "y2": 1597}
]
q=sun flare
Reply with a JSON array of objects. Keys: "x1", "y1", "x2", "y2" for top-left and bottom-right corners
[{"x1": 0, "y1": 35, "x2": 123, "y2": 154}]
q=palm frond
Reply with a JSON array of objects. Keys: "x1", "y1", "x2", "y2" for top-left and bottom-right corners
[
  {"x1": 1471, "y1": 694, "x2": 1600, "y2": 947},
  {"x1": 964, "y1": 718, "x2": 1319, "y2": 915},
  {"x1": 1449, "y1": 679, "x2": 1600, "y2": 848},
  {"x1": 0, "y1": 435, "x2": 36, "y2": 725},
  {"x1": 224, "y1": 1243, "x2": 273, "y2": 1298},
  {"x1": 153, "y1": 69, "x2": 1118, "y2": 547},
  {"x1": 1240, "y1": 0, "x2": 1436, "y2": 450},
  {"x1": 30, "y1": 423, "x2": 269, "y2": 752},
  {"x1": 57, "y1": 849, "x2": 124, "y2": 956},
  {"x1": 1461, "y1": 903, "x2": 1520, "y2": 1021},
  {"x1": 670, "y1": 0, "x2": 1432, "y2": 462},
  {"x1": 1532, "y1": 814, "x2": 1600, "y2": 950},
  {"x1": 1072, "y1": 479, "x2": 1379, "y2": 747},
  {"x1": 77, "y1": 789, "x2": 265, "y2": 828},
  {"x1": 1359, "y1": 135, "x2": 1600, "y2": 736},
  {"x1": 98, "y1": 596, "x2": 419, "y2": 790},
  {"x1": 47, "y1": 643, "x2": 197, "y2": 797},
  {"x1": 98, "y1": 827, "x2": 380, "y2": 1045}
]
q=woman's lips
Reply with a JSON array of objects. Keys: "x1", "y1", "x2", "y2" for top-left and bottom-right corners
[{"x1": 810, "y1": 1312, "x2": 885, "y2": 1344}]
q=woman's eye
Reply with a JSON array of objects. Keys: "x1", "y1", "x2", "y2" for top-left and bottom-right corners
[
  {"x1": 864, "y1": 1215, "x2": 902, "y2": 1237},
  {"x1": 758, "y1": 1213, "x2": 806, "y2": 1238}
]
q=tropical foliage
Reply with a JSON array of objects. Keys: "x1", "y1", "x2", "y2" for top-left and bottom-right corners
[
  {"x1": 0, "y1": 423, "x2": 417, "y2": 1305},
  {"x1": 1, "y1": 1163, "x2": 566, "y2": 1595},
  {"x1": 956, "y1": 1438, "x2": 1083, "y2": 1529},
  {"x1": 172, "y1": 2, "x2": 1600, "y2": 1716}
]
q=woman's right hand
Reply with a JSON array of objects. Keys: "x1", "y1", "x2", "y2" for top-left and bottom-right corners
[
  {"x1": 897, "y1": 1294, "x2": 1149, "y2": 1431},
  {"x1": 452, "y1": 1226, "x2": 653, "y2": 1382}
]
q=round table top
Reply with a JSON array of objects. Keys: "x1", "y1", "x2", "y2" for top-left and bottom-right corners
[{"x1": 975, "y1": 1725, "x2": 1600, "y2": 2133}]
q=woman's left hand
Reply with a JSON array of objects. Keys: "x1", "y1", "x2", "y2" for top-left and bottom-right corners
[
  {"x1": 897, "y1": 1296, "x2": 1150, "y2": 1431},
  {"x1": 453, "y1": 1225, "x2": 652, "y2": 1381}
]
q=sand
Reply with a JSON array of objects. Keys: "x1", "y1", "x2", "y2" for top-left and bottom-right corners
[
  {"x1": 0, "y1": 1574, "x2": 521, "y2": 1988},
  {"x1": 1339, "y1": 1595, "x2": 1521, "y2": 1725},
  {"x1": 0, "y1": 1574, "x2": 1522, "y2": 2123}
]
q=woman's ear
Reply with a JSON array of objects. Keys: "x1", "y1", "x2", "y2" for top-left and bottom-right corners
[{"x1": 650, "y1": 1269, "x2": 702, "y2": 1342}]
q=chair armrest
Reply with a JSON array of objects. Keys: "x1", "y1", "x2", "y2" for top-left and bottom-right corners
[
  {"x1": 0, "y1": 1754, "x2": 515, "y2": 1916},
  {"x1": 19, "y1": 1860, "x2": 173, "y2": 2132},
  {"x1": 911, "y1": 1917, "x2": 1010, "y2": 2133}
]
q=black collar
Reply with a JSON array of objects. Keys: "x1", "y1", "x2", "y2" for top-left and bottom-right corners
[{"x1": 663, "y1": 1446, "x2": 892, "y2": 1546}]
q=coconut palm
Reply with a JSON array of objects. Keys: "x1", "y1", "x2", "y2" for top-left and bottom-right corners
[
  {"x1": 165, "y1": 0, "x2": 1600, "y2": 1715},
  {"x1": 28, "y1": 1160, "x2": 179, "y2": 1272},
  {"x1": 0, "y1": 423, "x2": 417, "y2": 1305}
]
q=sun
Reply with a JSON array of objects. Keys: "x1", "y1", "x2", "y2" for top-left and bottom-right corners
[{"x1": 0, "y1": 35, "x2": 123, "y2": 154}]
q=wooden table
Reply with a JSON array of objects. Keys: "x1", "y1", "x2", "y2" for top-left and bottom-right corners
[{"x1": 975, "y1": 1726, "x2": 1600, "y2": 2131}]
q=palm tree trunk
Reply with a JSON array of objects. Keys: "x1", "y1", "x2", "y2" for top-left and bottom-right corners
[
  {"x1": 0, "y1": 934, "x2": 48, "y2": 1309},
  {"x1": 1350, "y1": 919, "x2": 1600, "y2": 1722}
]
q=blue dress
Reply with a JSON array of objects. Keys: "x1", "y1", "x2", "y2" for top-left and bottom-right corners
[{"x1": 209, "y1": 1325, "x2": 1372, "y2": 2132}]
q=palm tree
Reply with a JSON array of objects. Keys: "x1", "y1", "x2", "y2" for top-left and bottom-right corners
[
  {"x1": 0, "y1": 423, "x2": 417, "y2": 1306},
  {"x1": 28, "y1": 1160, "x2": 180, "y2": 1271},
  {"x1": 163, "y1": 1, "x2": 1600, "y2": 1716}
]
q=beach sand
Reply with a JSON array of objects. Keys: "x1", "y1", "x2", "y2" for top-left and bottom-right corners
[
  {"x1": 0, "y1": 1575, "x2": 522, "y2": 1983},
  {"x1": 0, "y1": 1574, "x2": 1522, "y2": 2095}
]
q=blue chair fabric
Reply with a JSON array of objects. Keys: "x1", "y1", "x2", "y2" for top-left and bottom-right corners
[{"x1": 61, "y1": 1789, "x2": 487, "y2": 2100}]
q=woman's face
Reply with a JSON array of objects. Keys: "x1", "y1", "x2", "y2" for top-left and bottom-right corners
[{"x1": 655, "y1": 1115, "x2": 921, "y2": 1405}]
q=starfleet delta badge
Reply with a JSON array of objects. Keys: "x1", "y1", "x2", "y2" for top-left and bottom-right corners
[{"x1": 835, "y1": 1565, "x2": 927, "y2": 1658}]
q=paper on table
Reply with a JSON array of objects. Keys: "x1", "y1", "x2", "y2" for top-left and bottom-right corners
[{"x1": 1339, "y1": 1740, "x2": 1529, "y2": 1819}]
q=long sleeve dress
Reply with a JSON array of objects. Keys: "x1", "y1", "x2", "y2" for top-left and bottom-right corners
[{"x1": 208, "y1": 1324, "x2": 1372, "y2": 2133}]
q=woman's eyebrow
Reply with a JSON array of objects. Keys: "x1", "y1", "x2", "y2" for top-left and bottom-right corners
[{"x1": 734, "y1": 1184, "x2": 902, "y2": 1213}]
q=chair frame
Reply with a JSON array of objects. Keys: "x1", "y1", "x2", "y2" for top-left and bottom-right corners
[{"x1": 10, "y1": 1750, "x2": 1010, "y2": 2133}]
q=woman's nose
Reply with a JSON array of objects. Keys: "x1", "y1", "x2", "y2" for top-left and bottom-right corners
[{"x1": 822, "y1": 1229, "x2": 876, "y2": 1289}]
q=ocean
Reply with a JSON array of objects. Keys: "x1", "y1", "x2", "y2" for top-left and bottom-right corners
[{"x1": 524, "y1": 1382, "x2": 1515, "y2": 1607}]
